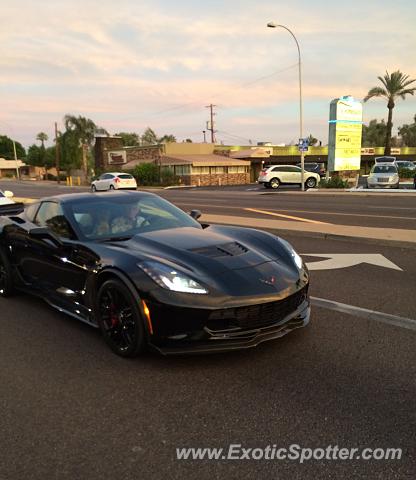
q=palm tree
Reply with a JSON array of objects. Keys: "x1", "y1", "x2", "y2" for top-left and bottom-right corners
[
  {"x1": 36, "y1": 132, "x2": 48, "y2": 148},
  {"x1": 64, "y1": 115, "x2": 97, "y2": 174},
  {"x1": 364, "y1": 71, "x2": 416, "y2": 154}
]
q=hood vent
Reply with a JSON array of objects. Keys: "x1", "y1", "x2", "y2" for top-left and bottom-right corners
[{"x1": 190, "y1": 242, "x2": 248, "y2": 258}]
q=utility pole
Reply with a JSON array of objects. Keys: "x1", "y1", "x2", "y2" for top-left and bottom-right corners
[
  {"x1": 55, "y1": 122, "x2": 61, "y2": 184},
  {"x1": 205, "y1": 104, "x2": 217, "y2": 143},
  {"x1": 12, "y1": 140, "x2": 20, "y2": 180}
]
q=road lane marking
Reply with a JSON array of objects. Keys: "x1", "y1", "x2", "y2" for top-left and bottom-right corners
[
  {"x1": 304, "y1": 254, "x2": 403, "y2": 271},
  {"x1": 244, "y1": 208, "x2": 330, "y2": 225},
  {"x1": 311, "y1": 297, "x2": 416, "y2": 331}
]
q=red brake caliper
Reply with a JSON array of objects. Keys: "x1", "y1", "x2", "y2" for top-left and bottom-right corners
[{"x1": 110, "y1": 304, "x2": 119, "y2": 327}]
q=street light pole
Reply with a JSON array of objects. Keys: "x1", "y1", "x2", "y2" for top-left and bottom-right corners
[{"x1": 267, "y1": 22, "x2": 305, "y2": 191}]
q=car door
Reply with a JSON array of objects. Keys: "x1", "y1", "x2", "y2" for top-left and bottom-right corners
[
  {"x1": 18, "y1": 201, "x2": 98, "y2": 319},
  {"x1": 287, "y1": 166, "x2": 302, "y2": 183},
  {"x1": 96, "y1": 174, "x2": 109, "y2": 190}
]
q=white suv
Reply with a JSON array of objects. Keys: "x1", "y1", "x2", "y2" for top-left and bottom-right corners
[
  {"x1": 91, "y1": 172, "x2": 137, "y2": 191},
  {"x1": 258, "y1": 165, "x2": 320, "y2": 189}
]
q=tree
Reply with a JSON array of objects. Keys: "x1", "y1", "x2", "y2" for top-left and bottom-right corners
[
  {"x1": 141, "y1": 127, "x2": 159, "y2": 145},
  {"x1": 364, "y1": 70, "x2": 416, "y2": 155},
  {"x1": 0, "y1": 135, "x2": 26, "y2": 160},
  {"x1": 36, "y1": 132, "x2": 48, "y2": 148},
  {"x1": 306, "y1": 134, "x2": 318, "y2": 146},
  {"x1": 115, "y1": 132, "x2": 140, "y2": 146},
  {"x1": 63, "y1": 114, "x2": 97, "y2": 173},
  {"x1": 362, "y1": 119, "x2": 387, "y2": 146},
  {"x1": 398, "y1": 115, "x2": 416, "y2": 147},
  {"x1": 159, "y1": 134, "x2": 176, "y2": 143}
]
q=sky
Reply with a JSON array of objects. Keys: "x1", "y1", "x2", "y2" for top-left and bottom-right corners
[{"x1": 1, "y1": 0, "x2": 416, "y2": 148}]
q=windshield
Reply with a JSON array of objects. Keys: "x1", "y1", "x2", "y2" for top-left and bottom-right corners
[
  {"x1": 0, "y1": 191, "x2": 4, "y2": 198},
  {"x1": 372, "y1": 165, "x2": 397, "y2": 174},
  {"x1": 66, "y1": 195, "x2": 202, "y2": 241}
]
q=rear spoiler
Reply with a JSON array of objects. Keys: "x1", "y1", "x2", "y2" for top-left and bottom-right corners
[{"x1": 0, "y1": 202, "x2": 25, "y2": 216}]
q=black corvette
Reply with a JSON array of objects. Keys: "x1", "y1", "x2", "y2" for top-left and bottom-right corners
[{"x1": 0, "y1": 191, "x2": 310, "y2": 356}]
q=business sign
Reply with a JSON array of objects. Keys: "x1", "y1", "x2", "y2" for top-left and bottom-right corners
[
  {"x1": 107, "y1": 150, "x2": 127, "y2": 165},
  {"x1": 328, "y1": 96, "x2": 363, "y2": 171},
  {"x1": 298, "y1": 138, "x2": 309, "y2": 152}
]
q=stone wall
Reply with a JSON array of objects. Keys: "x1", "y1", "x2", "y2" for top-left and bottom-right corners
[
  {"x1": 95, "y1": 136, "x2": 123, "y2": 170},
  {"x1": 178, "y1": 172, "x2": 250, "y2": 186},
  {"x1": 124, "y1": 146, "x2": 162, "y2": 165}
]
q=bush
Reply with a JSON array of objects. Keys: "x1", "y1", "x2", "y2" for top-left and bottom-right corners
[
  {"x1": 318, "y1": 177, "x2": 349, "y2": 188},
  {"x1": 133, "y1": 163, "x2": 159, "y2": 186},
  {"x1": 160, "y1": 169, "x2": 177, "y2": 186},
  {"x1": 398, "y1": 168, "x2": 415, "y2": 178}
]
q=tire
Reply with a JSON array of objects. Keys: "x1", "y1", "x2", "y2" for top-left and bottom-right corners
[
  {"x1": 109, "y1": 184, "x2": 115, "y2": 191},
  {"x1": 305, "y1": 177, "x2": 317, "y2": 188},
  {"x1": 0, "y1": 248, "x2": 15, "y2": 297},
  {"x1": 91, "y1": 184, "x2": 97, "y2": 192},
  {"x1": 269, "y1": 178, "x2": 280, "y2": 189},
  {"x1": 96, "y1": 279, "x2": 146, "y2": 357},
  {"x1": 263, "y1": 183, "x2": 271, "y2": 189}
]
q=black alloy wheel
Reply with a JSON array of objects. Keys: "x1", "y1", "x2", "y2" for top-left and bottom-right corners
[
  {"x1": 96, "y1": 279, "x2": 145, "y2": 357},
  {"x1": 306, "y1": 177, "x2": 317, "y2": 188},
  {"x1": 270, "y1": 178, "x2": 280, "y2": 189},
  {"x1": 0, "y1": 249, "x2": 14, "y2": 297},
  {"x1": 109, "y1": 184, "x2": 115, "y2": 190}
]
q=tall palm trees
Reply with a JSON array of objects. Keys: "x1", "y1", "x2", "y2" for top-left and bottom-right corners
[
  {"x1": 63, "y1": 115, "x2": 97, "y2": 175},
  {"x1": 36, "y1": 132, "x2": 48, "y2": 148},
  {"x1": 364, "y1": 71, "x2": 416, "y2": 154}
]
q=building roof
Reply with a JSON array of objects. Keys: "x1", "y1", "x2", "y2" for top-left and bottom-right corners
[
  {"x1": 230, "y1": 148, "x2": 272, "y2": 159},
  {"x1": 160, "y1": 154, "x2": 250, "y2": 167},
  {"x1": 0, "y1": 158, "x2": 26, "y2": 169}
]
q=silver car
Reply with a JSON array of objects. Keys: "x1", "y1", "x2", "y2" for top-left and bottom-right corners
[{"x1": 367, "y1": 163, "x2": 399, "y2": 189}]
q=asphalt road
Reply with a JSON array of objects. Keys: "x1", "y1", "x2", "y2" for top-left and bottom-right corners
[
  {"x1": 2, "y1": 180, "x2": 416, "y2": 230},
  {"x1": 1, "y1": 234, "x2": 415, "y2": 480}
]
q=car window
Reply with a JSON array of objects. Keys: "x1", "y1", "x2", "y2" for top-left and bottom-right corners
[
  {"x1": 68, "y1": 195, "x2": 201, "y2": 240},
  {"x1": 25, "y1": 202, "x2": 40, "y2": 222},
  {"x1": 35, "y1": 201, "x2": 74, "y2": 239},
  {"x1": 119, "y1": 174, "x2": 133, "y2": 179},
  {"x1": 271, "y1": 166, "x2": 285, "y2": 172},
  {"x1": 0, "y1": 191, "x2": 4, "y2": 198},
  {"x1": 373, "y1": 165, "x2": 397, "y2": 173},
  {"x1": 289, "y1": 166, "x2": 302, "y2": 172}
]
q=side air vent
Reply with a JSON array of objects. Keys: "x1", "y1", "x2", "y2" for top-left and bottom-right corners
[{"x1": 190, "y1": 242, "x2": 248, "y2": 258}]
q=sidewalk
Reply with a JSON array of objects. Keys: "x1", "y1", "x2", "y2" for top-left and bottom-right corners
[{"x1": 201, "y1": 213, "x2": 416, "y2": 248}]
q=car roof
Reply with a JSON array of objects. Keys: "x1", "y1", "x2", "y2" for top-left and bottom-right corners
[
  {"x1": 266, "y1": 164, "x2": 300, "y2": 168},
  {"x1": 40, "y1": 190, "x2": 155, "y2": 205}
]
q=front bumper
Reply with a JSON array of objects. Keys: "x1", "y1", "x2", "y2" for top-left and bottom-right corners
[{"x1": 146, "y1": 286, "x2": 310, "y2": 355}]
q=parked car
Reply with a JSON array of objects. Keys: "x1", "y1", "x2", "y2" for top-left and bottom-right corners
[
  {"x1": 0, "y1": 189, "x2": 15, "y2": 206},
  {"x1": 367, "y1": 163, "x2": 399, "y2": 189},
  {"x1": 396, "y1": 160, "x2": 415, "y2": 171},
  {"x1": 0, "y1": 189, "x2": 24, "y2": 215},
  {"x1": 91, "y1": 172, "x2": 137, "y2": 191},
  {"x1": 258, "y1": 165, "x2": 320, "y2": 189},
  {"x1": 296, "y1": 162, "x2": 326, "y2": 177},
  {"x1": 0, "y1": 191, "x2": 310, "y2": 357}
]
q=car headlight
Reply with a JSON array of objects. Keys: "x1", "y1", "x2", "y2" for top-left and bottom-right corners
[
  {"x1": 138, "y1": 260, "x2": 208, "y2": 294},
  {"x1": 278, "y1": 239, "x2": 303, "y2": 270}
]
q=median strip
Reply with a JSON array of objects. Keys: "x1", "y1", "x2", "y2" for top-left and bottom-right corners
[{"x1": 244, "y1": 207, "x2": 330, "y2": 225}]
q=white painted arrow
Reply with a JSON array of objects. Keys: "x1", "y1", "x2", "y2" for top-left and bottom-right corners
[{"x1": 303, "y1": 254, "x2": 403, "y2": 271}]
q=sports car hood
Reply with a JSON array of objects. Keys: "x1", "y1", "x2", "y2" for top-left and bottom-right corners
[
  {"x1": 108, "y1": 226, "x2": 292, "y2": 276},
  {"x1": 100, "y1": 226, "x2": 304, "y2": 298}
]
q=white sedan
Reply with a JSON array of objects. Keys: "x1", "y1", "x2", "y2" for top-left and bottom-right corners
[
  {"x1": 91, "y1": 172, "x2": 137, "y2": 192},
  {"x1": 258, "y1": 165, "x2": 320, "y2": 189}
]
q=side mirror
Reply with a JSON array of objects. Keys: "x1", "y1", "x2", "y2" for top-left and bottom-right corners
[
  {"x1": 4, "y1": 190, "x2": 14, "y2": 198},
  {"x1": 189, "y1": 209, "x2": 202, "y2": 220},
  {"x1": 29, "y1": 227, "x2": 63, "y2": 247}
]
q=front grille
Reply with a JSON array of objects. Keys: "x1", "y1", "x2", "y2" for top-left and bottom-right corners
[
  {"x1": 207, "y1": 286, "x2": 308, "y2": 331},
  {"x1": 377, "y1": 178, "x2": 389, "y2": 183}
]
